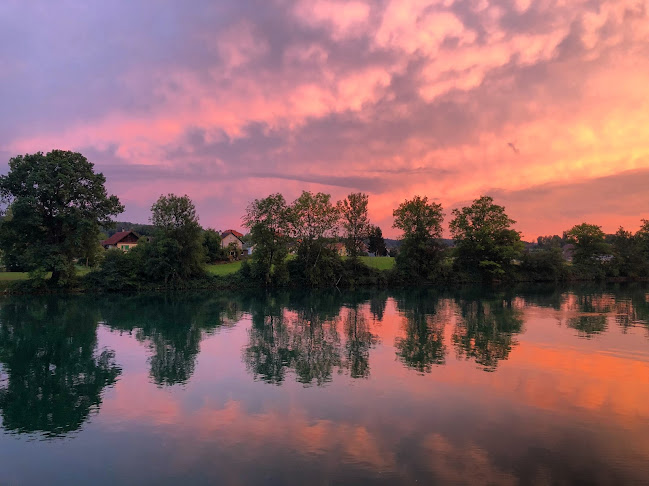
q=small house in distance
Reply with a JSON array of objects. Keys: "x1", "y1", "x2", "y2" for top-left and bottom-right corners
[
  {"x1": 102, "y1": 230, "x2": 140, "y2": 251},
  {"x1": 221, "y1": 230, "x2": 244, "y2": 250}
]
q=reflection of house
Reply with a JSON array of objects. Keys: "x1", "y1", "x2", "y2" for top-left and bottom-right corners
[{"x1": 102, "y1": 230, "x2": 140, "y2": 251}]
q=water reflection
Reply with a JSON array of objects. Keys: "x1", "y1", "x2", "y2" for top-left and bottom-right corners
[
  {"x1": 393, "y1": 290, "x2": 447, "y2": 372},
  {"x1": 0, "y1": 297, "x2": 121, "y2": 438},
  {"x1": 452, "y1": 290, "x2": 524, "y2": 371},
  {"x1": 99, "y1": 294, "x2": 242, "y2": 386},
  {"x1": 1, "y1": 285, "x2": 648, "y2": 448}
]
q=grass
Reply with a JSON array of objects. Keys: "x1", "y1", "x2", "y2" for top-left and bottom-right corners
[
  {"x1": 0, "y1": 272, "x2": 30, "y2": 281},
  {"x1": 0, "y1": 266, "x2": 95, "y2": 282},
  {"x1": 0, "y1": 258, "x2": 393, "y2": 282},
  {"x1": 206, "y1": 261, "x2": 243, "y2": 276},
  {"x1": 358, "y1": 256, "x2": 395, "y2": 271}
]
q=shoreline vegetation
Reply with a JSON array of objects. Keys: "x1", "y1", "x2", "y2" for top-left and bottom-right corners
[{"x1": 2, "y1": 150, "x2": 649, "y2": 295}]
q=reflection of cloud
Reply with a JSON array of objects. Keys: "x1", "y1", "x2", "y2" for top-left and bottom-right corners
[
  {"x1": 1, "y1": 1, "x2": 649, "y2": 235},
  {"x1": 423, "y1": 433, "x2": 517, "y2": 486}
]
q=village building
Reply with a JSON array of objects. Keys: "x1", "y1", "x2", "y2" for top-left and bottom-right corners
[
  {"x1": 221, "y1": 230, "x2": 244, "y2": 249},
  {"x1": 101, "y1": 230, "x2": 140, "y2": 251}
]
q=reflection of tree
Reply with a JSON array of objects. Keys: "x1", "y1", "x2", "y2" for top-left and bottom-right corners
[
  {"x1": 567, "y1": 315, "x2": 607, "y2": 337},
  {"x1": 394, "y1": 290, "x2": 447, "y2": 373},
  {"x1": 452, "y1": 294, "x2": 523, "y2": 371},
  {"x1": 243, "y1": 292, "x2": 296, "y2": 385},
  {"x1": 614, "y1": 286, "x2": 649, "y2": 335},
  {"x1": 245, "y1": 291, "x2": 384, "y2": 386},
  {"x1": 369, "y1": 291, "x2": 388, "y2": 322},
  {"x1": 0, "y1": 297, "x2": 121, "y2": 438},
  {"x1": 343, "y1": 306, "x2": 378, "y2": 378},
  {"x1": 101, "y1": 293, "x2": 239, "y2": 386}
]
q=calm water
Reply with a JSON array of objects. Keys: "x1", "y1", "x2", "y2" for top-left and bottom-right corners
[{"x1": 1, "y1": 286, "x2": 649, "y2": 485}]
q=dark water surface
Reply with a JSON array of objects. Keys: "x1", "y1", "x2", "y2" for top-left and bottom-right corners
[{"x1": 1, "y1": 285, "x2": 648, "y2": 485}]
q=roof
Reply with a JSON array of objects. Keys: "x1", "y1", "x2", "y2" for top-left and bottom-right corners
[
  {"x1": 102, "y1": 230, "x2": 139, "y2": 246},
  {"x1": 222, "y1": 229, "x2": 244, "y2": 239}
]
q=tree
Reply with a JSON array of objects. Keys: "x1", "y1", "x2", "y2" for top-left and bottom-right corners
[
  {"x1": 367, "y1": 225, "x2": 387, "y2": 256},
  {"x1": 288, "y1": 191, "x2": 341, "y2": 286},
  {"x1": 565, "y1": 223, "x2": 610, "y2": 266},
  {"x1": 449, "y1": 196, "x2": 523, "y2": 280},
  {"x1": 635, "y1": 219, "x2": 649, "y2": 263},
  {"x1": 289, "y1": 191, "x2": 340, "y2": 248},
  {"x1": 392, "y1": 195, "x2": 445, "y2": 280},
  {"x1": 144, "y1": 194, "x2": 205, "y2": 283},
  {"x1": 243, "y1": 193, "x2": 291, "y2": 284},
  {"x1": 0, "y1": 150, "x2": 123, "y2": 285},
  {"x1": 202, "y1": 228, "x2": 224, "y2": 263},
  {"x1": 340, "y1": 192, "x2": 371, "y2": 258}
]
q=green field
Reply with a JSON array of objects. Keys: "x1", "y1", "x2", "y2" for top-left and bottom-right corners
[
  {"x1": 0, "y1": 266, "x2": 94, "y2": 282},
  {"x1": 358, "y1": 256, "x2": 395, "y2": 270},
  {"x1": 0, "y1": 272, "x2": 30, "y2": 281},
  {"x1": 206, "y1": 261, "x2": 243, "y2": 276},
  {"x1": 0, "y1": 258, "x2": 394, "y2": 282}
]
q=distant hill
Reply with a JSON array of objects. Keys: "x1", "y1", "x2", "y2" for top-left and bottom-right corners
[{"x1": 104, "y1": 221, "x2": 156, "y2": 237}]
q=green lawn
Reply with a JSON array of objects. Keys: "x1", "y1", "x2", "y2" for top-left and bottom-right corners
[
  {"x1": 206, "y1": 261, "x2": 243, "y2": 276},
  {"x1": 0, "y1": 258, "x2": 393, "y2": 282},
  {"x1": 0, "y1": 266, "x2": 94, "y2": 282},
  {"x1": 358, "y1": 256, "x2": 395, "y2": 270},
  {"x1": 0, "y1": 272, "x2": 30, "y2": 281}
]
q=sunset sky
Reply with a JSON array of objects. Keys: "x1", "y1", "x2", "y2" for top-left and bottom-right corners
[{"x1": 1, "y1": 0, "x2": 648, "y2": 239}]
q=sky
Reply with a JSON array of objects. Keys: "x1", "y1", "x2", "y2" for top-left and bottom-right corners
[{"x1": 1, "y1": 0, "x2": 648, "y2": 239}]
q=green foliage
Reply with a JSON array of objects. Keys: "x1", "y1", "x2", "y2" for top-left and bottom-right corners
[
  {"x1": 565, "y1": 223, "x2": 610, "y2": 264},
  {"x1": 449, "y1": 196, "x2": 523, "y2": 281},
  {"x1": 243, "y1": 193, "x2": 291, "y2": 284},
  {"x1": 367, "y1": 225, "x2": 387, "y2": 256},
  {"x1": 85, "y1": 248, "x2": 142, "y2": 291},
  {"x1": 520, "y1": 247, "x2": 567, "y2": 281},
  {"x1": 202, "y1": 228, "x2": 224, "y2": 263},
  {"x1": 392, "y1": 195, "x2": 445, "y2": 281},
  {"x1": 340, "y1": 192, "x2": 371, "y2": 258},
  {"x1": 288, "y1": 191, "x2": 341, "y2": 286},
  {"x1": 144, "y1": 194, "x2": 206, "y2": 283},
  {"x1": 0, "y1": 150, "x2": 123, "y2": 286}
]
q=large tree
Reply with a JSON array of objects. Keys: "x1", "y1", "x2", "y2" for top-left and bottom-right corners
[
  {"x1": 288, "y1": 191, "x2": 341, "y2": 286},
  {"x1": 243, "y1": 193, "x2": 291, "y2": 284},
  {"x1": 340, "y1": 192, "x2": 371, "y2": 259},
  {"x1": 449, "y1": 196, "x2": 523, "y2": 279},
  {"x1": 144, "y1": 194, "x2": 205, "y2": 283},
  {"x1": 202, "y1": 228, "x2": 224, "y2": 263},
  {"x1": 565, "y1": 223, "x2": 610, "y2": 265},
  {"x1": 392, "y1": 195, "x2": 445, "y2": 280},
  {"x1": 367, "y1": 225, "x2": 387, "y2": 256},
  {"x1": 0, "y1": 150, "x2": 123, "y2": 285}
]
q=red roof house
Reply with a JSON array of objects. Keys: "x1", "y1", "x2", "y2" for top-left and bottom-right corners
[{"x1": 101, "y1": 230, "x2": 140, "y2": 251}]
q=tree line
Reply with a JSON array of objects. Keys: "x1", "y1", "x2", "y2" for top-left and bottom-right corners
[{"x1": 1, "y1": 150, "x2": 648, "y2": 290}]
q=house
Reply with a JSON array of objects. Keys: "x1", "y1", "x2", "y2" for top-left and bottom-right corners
[
  {"x1": 221, "y1": 229, "x2": 244, "y2": 258},
  {"x1": 101, "y1": 230, "x2": 140, "y2": 251},
  {"x1": 332, "y1": 242, "x2": 347, "y2": 257},
  {"x1": 243, "y1": 243, "x2": 255, "y2": 256},
  {"x1": 221, "y1": 230, "x2": 244, "y2": 249}
]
